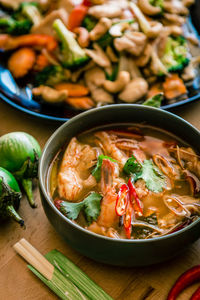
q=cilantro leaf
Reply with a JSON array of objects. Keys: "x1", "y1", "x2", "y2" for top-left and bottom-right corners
[
  {"x1": 92, "y1": 155, "x2": 117, "y2": 182},
  {"x1": 60, "y1": 201, "x2": 83, "y2": 220},
  {"x1": 137, "y1": 160, "x2": 166, "y2": 193},
  {"x1": 123, "y1": 156, "x2": 142, "y2": 176},
  {"x1": 60, "y1": 192, "x2": 102, "y2": 224},
  {"x1": 84, "y1": 193, "x2": 102, "y2": 224}
]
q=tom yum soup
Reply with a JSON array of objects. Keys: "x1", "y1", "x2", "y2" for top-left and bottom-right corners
[{"x1": 49, "y1": 125, "x2": 200, "y2": 240}]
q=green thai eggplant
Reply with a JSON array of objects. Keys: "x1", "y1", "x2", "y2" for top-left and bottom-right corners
[
  {"x1": 0, "y1": 167, "x2": 24, "y2": 227},
  {"x1": 0, "y1": 132, "x2": 41, "y2": 208}
]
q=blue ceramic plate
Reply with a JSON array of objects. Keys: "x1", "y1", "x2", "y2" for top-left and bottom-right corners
[{"x1": 0, "y1": 10, "x2": 200, "y2": 122}]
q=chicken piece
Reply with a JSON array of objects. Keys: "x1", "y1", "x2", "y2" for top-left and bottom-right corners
[
  {"x1": 84, "y1": 67, "x2": 114, "y2": 104},
  {"x1": 88, "y1": 4, "x2": 122, "y2": 19},
  {"x1": 114, "y1": 32, "x2": 147, "y2": 56},
  {"x1": 58, "y1": 137, "x2": 97, "y2": 201},
  {"x1": 119, "y1": 78, "x2": 148, "y2": 103},
  {"x1": 31, "y1": 9, "x2": 68, "y2": 35}
]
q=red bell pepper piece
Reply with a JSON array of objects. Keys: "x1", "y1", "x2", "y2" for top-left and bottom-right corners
[
  {"x1": 82, "y1": 0, "x2": 91, "y2": 6},
  {"x1": 123, "y1": 196, "x2": 133, "y2": 239},
  {"x1": 190, "y1": 286, "x2": 200, "y2": 300},
  {"x1": 67, "y1": 4, "x2": 89, "y2": 31},
  {"x1": 128, "y1": 178, "x2": 143, "y2": 216},
  {"x1": 115, "y1": 184, "x2": 129, "y2": 216},
  {"x1": 167, "y1": 265, "x2": 200, "y2": 300}
]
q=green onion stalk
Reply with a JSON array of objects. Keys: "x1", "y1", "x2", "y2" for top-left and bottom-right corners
[
  {"x1": 0, "y1": 167, "x2": 24, "y2": 227},
  {"x1": 0, "y1": 132, "x2": 41, "y2": 208}
]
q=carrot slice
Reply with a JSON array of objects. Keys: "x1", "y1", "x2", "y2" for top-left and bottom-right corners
[
  {"x1": 33, "y1": 53, "x2": 49, "y2": 71},
  {"x1": 54, "y1": 83, "x2": 89, "y2": 97},
  {"x1": 65, "y1": 97, "x2": 95, "y2": 109},
  {"x1": 147, "y1": 82, "x2": 163, "y2": 99},
  {"x1": 8, "y1": 47, "x2": 36, "y2": 78},
  {"x1": 163, "y1": 74, "x2": 187, "y2": 100},
  {"x1": 67, "y1": 4, "x2": 88, "y2": 31}
]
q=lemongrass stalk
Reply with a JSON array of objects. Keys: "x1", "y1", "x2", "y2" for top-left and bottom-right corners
[
  {"x1": 46, "y1": 250, "x2": 113, "y2": 300},
  {"x1": 28, "y1": 266, "x2": 89, "y2": 300}
]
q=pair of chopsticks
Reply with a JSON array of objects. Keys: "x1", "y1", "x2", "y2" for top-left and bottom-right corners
[{"x1": 14, "y1": 238, "x2": 54, "y2": 281}]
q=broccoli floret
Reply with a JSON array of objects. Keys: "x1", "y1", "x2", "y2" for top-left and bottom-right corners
[
  {"x1": 161, "y1": 36, "x2": 190, "y2": 73},
  {"x1": 13, "y1": 2, "x2": 42, "y2": 27},
  {"x1": 53, "y1": 19, "x2": 89, "y2": 69},
  {"x1": 35, "y1": 65, "x2": 67, "y2": 86},
  {"x1": 0, "y1": 17, "x2": 32, "y2": 35},
  {"x1": 143, "y1": 93, "x2": 164, "y2": 107},
  {"x1": 82, "y1": 15, "x2": 97, "y2": 32},
  {"x1": 149, "y1": 0, "x2": 163, "y2": 9}
]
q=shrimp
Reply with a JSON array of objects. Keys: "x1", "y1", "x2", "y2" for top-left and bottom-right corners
[
  {"x1": 58, "y1": 137, "x2": 97, "y2": 202},
  {"x1": 97, "y1": 159, "x2": 119, "y2": 227},
  {"x1": 94, "y1": 131, "x2": 128, "y2": 169}
]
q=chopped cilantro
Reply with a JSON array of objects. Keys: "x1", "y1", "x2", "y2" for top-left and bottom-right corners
[
  {"x1": 92, "y1": 155, "x2": 117, "y2": 182},
  {"x1": 60, "y1": 192, "x2": 102, "y2": 225}
]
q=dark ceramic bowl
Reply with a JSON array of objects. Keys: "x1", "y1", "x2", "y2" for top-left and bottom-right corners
[{"x1": 39, "y1": 105, "x2": 200, "y2": 266}]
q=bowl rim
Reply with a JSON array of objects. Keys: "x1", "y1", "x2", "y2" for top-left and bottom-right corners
[{"x1": 39, "y1": 104, "x2": 200, "y2": 243}]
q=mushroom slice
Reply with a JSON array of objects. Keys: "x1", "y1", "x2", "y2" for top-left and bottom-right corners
[{"x1": 85, "y1": 43, "x2": 111, "y2": 68}]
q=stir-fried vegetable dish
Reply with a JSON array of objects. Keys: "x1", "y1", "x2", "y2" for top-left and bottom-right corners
[
  {"x1": 50, "y1": 125, "x2": 200, "y2": 239},
  {"x1": 0, "y1": 0, "x2": 199, "y2": 110}
]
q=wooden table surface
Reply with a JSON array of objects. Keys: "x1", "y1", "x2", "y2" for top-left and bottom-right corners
[{"x1": 0, "y1": 100, "x2": 200, "y2": 300}]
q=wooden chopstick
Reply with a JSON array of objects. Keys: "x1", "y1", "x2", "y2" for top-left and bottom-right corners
[{"x1": 13, "y1": 239, "x2": 54, "y2": 280}]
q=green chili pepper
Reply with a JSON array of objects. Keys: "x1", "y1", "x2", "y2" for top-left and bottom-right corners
[
  {"x1": 0, "y1": 132, "x2": 41, "y2": 208},
  {"x1": 0, "y1": 167, "x2": 24, "y2": 227}
]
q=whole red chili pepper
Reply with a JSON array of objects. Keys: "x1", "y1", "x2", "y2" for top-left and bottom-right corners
[
  {"x1": 115, "y1": 184, "x2": 129, "y2": 216},
  {"x1": 167, "y1": 265, "x2": 200, "y2": 300},
  {"x1": 190, "y1": 286, "x2": 200, "y2": 300},
  {"x1": 123, "y1": 196, "x2": 133, "y2": 239},
  {"x1": 128, "y1": 178, "x2": 143, "y2": 216}
]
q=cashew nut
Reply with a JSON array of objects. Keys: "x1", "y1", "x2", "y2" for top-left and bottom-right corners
[
  {"x1": 138, "y1": 0, "x2": 162, "y2": 15},
  {"x1": 119, "y1": 78, "x2": 148, "y2": 103},
  {"x1": 74, "y1": 27, "x2": 90, "y2": 48},
  {"x1": 103, "y1": 71, "x2": 130, "y2": 93},
  {"x1": 90, "y1": 18, "x2": 112, "y2": 41},
  {"x1": 32, "y1": 85, "x2": 68, "y2": 103},
  {"x1": 85, "y1": 43, "x2": 111, "y2": 67}
]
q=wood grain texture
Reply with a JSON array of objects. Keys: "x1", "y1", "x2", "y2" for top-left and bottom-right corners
[{"x1": 0, "y1": 100, "x2": 200, "y2": 300}]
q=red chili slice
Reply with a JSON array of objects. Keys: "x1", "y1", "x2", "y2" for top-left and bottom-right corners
[
  {"x1": 115, "y1": 184, "x2": 129, "y2": 216},
  {"x1": 128, "y1": 178, "x2": 143, "y2": 216},
  {"x1": 190, "y1": 286, "x2": 200, "y2": 300},
  {"x1": 167, "y1": 265, "x2": 200, "y2": 300},
  {"x1": 123, "y1": 196, "x2": 133, "y2": 239},
  {"x1": 82, "y1": 0, "x2": 91, "y2": 6}
]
